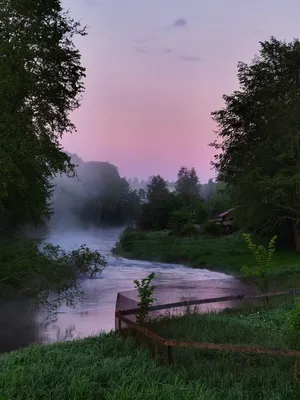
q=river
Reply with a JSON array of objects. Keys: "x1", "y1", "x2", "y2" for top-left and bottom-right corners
[{"x1": 0, "y1": 227, "x2": 248, "y2": 353}]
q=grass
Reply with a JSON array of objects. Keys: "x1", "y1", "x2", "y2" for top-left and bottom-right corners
[
  {"x1": 130, "y1": 299, "x2": 300, "y2": 399},
  {"x1": 0, "y1": 332, "x2": 217, "y2": 400},
  {"x1": 113, "y1": 230, "x2": 300, "y2": 289},
  {"x1": 1, "y1": 302, "x2": 300, "y2": 400}
]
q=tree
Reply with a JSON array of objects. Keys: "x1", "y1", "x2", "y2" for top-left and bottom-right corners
[
  {"x1": 0, "y1": 236, "x2": 107, "y2": 311},
  {"x1": 206, "y1": 181, "x2": 231, "y2": 218},
  {"x1": 138, "y1": 176, "x2": 178, "y2": 230},
  {"x1": 175, "y1": 167, "x2": 202, "y2": 213},
  {"x1": 195, "y1": 203, "x2": 207, "y2": 224},
  {"x1": 169, "y1": 209, "x2": 190, "y2": 236},
  {"x1": 211, "y1": 37, "x2": 300, "y2": 251},
  {"x1": 0, "y1": 2, "x2": 110, "y2": 309},
  {"x1": 0, "y1": 0, "x2": 86, "y2": 233},
  {"x1": 201, "y1": 179, "x2": 216, "y2": 201}
]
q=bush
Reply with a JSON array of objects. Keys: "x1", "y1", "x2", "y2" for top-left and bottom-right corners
[
  {"x1": 195, "y1": 203, "x2": 208, "y2": 224},
  {"x1": 169, "y1": 209, "x2": 190, "y2": 236},
  {"x1": 241, "y1": 233, "x2": 277, "y2": 297},
  {"x1": 180, "y1": 223, "x2": 200, "y2": 237},
  {"x1": 0, "y1": 236, "x2": 107, "y2": 311},
  {"x1": 119, "y1": 228, "x2": 146, "y2": 251},
  {"x1": 202, "y1": 221, "x2": 221, "y2": 236}
]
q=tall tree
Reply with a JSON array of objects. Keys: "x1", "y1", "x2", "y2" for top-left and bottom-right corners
[
  {"x1": 138, "y1": 175, "x2": 178, "y2": 230},
  {"x1": 175, "y1": 167, "x2": 202, "y2": 213},
  {"x1": 0, "y1": 0, "x2": 86, "y2": 233},
  {"x1": 211, "y1": 37, "x2": 300, "y2": 250}
]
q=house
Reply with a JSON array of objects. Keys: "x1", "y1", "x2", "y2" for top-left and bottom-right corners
[
  {"x1": 218, "y1": 208, "x2": 236, "y2": 233},
  {"x1": 208, "y1": 208, "x2": 237, "y2": 234}
]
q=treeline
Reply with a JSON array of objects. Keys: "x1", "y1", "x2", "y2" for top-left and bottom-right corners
[
  {"x1": 131, "y1": 167, "x2": 230, "y2": 236},
  {"x1": 210, "y1": 37, "x2": 300, "y2": 251},
  {"x1": 50, "y1": 156, "x2": 229, "y2": 229},
  {"x1": 50, "y1": 154, "x2": 140, "y2": 227}
]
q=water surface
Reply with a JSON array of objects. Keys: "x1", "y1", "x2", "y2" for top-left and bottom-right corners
[{"x1": 1, "y1": 227, "x2": 247, "y2": 352}]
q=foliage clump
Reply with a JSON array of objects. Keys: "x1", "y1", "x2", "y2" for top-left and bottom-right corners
[
  {"x1": 0, "y1": 236, "x2": 107, "y2": 311},
  {"x1": 134, "y1": 273, "x2": 156, "y2": 325},
  {"x1": 241, "y1": 233, "x2": 277, "y2": 296}
]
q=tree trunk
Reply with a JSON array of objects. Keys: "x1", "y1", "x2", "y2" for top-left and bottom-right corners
[{"x1": 294, "y1": 222, "x2": 300, "y2": 252}]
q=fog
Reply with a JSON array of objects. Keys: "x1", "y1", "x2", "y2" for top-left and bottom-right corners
[{"x1": 48, "y1": 153, "x2": 133, "y2": 230}]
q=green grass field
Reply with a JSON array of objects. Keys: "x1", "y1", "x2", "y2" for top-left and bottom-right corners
[
  {"x1": 142, "y1": 300, "x2": 300, "y2": 399},
  {"x1": 2, "y1": 301, "x2": 299, "y2": 400},
  {"x1": 113, "y1": 230, "x2": 300, "y2": 289},
  {"x1": 0, "y1": 332, "x2": 218, "y2": 400}
]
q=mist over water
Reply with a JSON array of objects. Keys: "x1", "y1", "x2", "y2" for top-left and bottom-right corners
[
  {"x1": 40, "y1": 227, "x2": 234, "y2": 343},
  {"x1": 1, "y1": 227, "x2": 242, "y2": 352}
]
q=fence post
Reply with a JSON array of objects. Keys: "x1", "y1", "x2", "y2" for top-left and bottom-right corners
[{"x1": 167, "y1": 345, "x2": 173, "y2": 365}]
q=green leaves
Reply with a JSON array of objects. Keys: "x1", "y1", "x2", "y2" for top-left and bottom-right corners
[
  {"x1": 241, "y1": 233, "x2": 277, "y2": 295},
  {"x1": 134, "y1": 273, "x2": 156, "y2": 325},
  {"x1": 0, "y1": 0, "x2": 86, "y2": 231},
  {"x1": 0, "y1": 236, "x2": 107, "y2": 311},
  {"x1": 211, "y1": 37, "x2": 300, "y2": 241}
]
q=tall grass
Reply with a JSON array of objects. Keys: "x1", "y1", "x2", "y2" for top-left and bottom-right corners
[
  {"x1": 140, "y1": 301, "x2": 300, "y2": 399},
  {"x1": 1, "y1": 304, "x2": 300, "y2": 398},
  {"x1": 0, "y1": 332, "x2": 216, "y2": 400}
]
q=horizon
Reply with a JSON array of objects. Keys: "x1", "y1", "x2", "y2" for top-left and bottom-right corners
[{"x1": 61, "y1": 0, "x2": 300, "y2": 182}]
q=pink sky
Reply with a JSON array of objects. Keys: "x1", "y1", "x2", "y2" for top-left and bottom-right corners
[{"x1": 62, "y1": 0, "x2": 300, "y2": 182}]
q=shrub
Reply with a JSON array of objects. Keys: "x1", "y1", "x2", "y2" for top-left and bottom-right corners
[
  {"x1": 195, "y1": 203, "x2": 208, "y2": 224},
  {"x1": 0, "y1": 236, "x2": 107, "y2": 311},
  {"x1": 134, "y1": 273, "x2": 156, "y2": 324},
  {"x1": 180, "y1": 223, "x2": 200, "y2": 237},
  {"x1": 169, "y1": 209, "x2": 190, "y2": 236},
  {"x1": 241, "y1": 233, "x2": 277, "y2": 300},
  {"x1": 119, "y1": 228, "x2": 146, "y2": 251},
  {"x1": 202, "y1": 221, "x2": 221, "y2": 236}
]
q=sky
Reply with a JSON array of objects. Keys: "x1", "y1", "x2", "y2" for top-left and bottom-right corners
[{"x1": 61, "y1": 0, "x2": 300, "y2": 182}]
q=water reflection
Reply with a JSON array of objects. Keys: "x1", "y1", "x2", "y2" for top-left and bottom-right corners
[{"x1": 1, "y1": 227, "x2": 244, "y2": 352}]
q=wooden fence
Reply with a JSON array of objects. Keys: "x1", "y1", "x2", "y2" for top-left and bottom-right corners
[{"x1": 115, "y1": 288, "x2": 300, "y2": 366}]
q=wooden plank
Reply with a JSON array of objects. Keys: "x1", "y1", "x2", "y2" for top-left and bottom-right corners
[
  {"x1": 119, "y1": 294, "x2": 245, "y2": 316},
  {"x1": 118, "y1": 288, "x2": 300, "y2": 317},
  {"x1": 245, "y1": 288, "x2": 300, "y2": 300},
  {"x1": 115, "y1": 311, "x2": 165, "y2": 345},
  {"x1": 163, "y1": 339, "x2": 300, "y2": 357}
]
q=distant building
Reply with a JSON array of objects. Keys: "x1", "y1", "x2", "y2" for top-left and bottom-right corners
[{"x1": 208, "y1": 207, "x2": 237, "y2": 234}]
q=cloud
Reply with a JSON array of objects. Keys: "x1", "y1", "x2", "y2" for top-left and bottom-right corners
[
  {"x1": 161, "y1": 48, "x2": 172, "y2": 54},
  {"x1": 173, "y1": 18, "x2": 187, "y2": 28},
  {"x1": 179, "y1": 55, "x2": 202, "y2": 62}
]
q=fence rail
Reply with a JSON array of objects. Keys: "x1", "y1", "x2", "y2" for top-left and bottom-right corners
[
  {"x1": 119, "y1": 288, "x2": 300, "y2": 317},
  {"x1": 115, "y1": 288, "x2": 300, "y2": 366}
]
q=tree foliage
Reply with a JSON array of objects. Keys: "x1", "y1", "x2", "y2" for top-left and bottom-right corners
[
  {"x1": 211, "y1": 37, "x2": 300, "y2": 248},
  {"x1": 241, "y1": 233, "x2": 277, "y2": 299},
  {"x1": 0, "y1": 1, "x2": 111, "y2": 308},
  {"x1": 0, "y1": 0, "x2": 86, "y2": 233},
  {"x1": 134, "y1": 272, "x2": 156, "y2": 325},
  {"x1": 175, "y1": 167, "x2": 202, "y2": 213},
  {"x1": 0, "y1": 235, "x2": 107, "y2": 311},
  {"x1": 138, "y1": 176, "x2": 181, "y2": 230},
  {"x1": 169, "y1": 209, "x2": 190, "y2": 236}
]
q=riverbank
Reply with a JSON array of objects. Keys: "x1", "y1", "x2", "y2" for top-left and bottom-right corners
[
  {"x1": 1, "y1": 300, "x2": 299, "y2": 399},
  {"x1": 113, "y1": 230, "x2": 300, "y2": 289}
]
